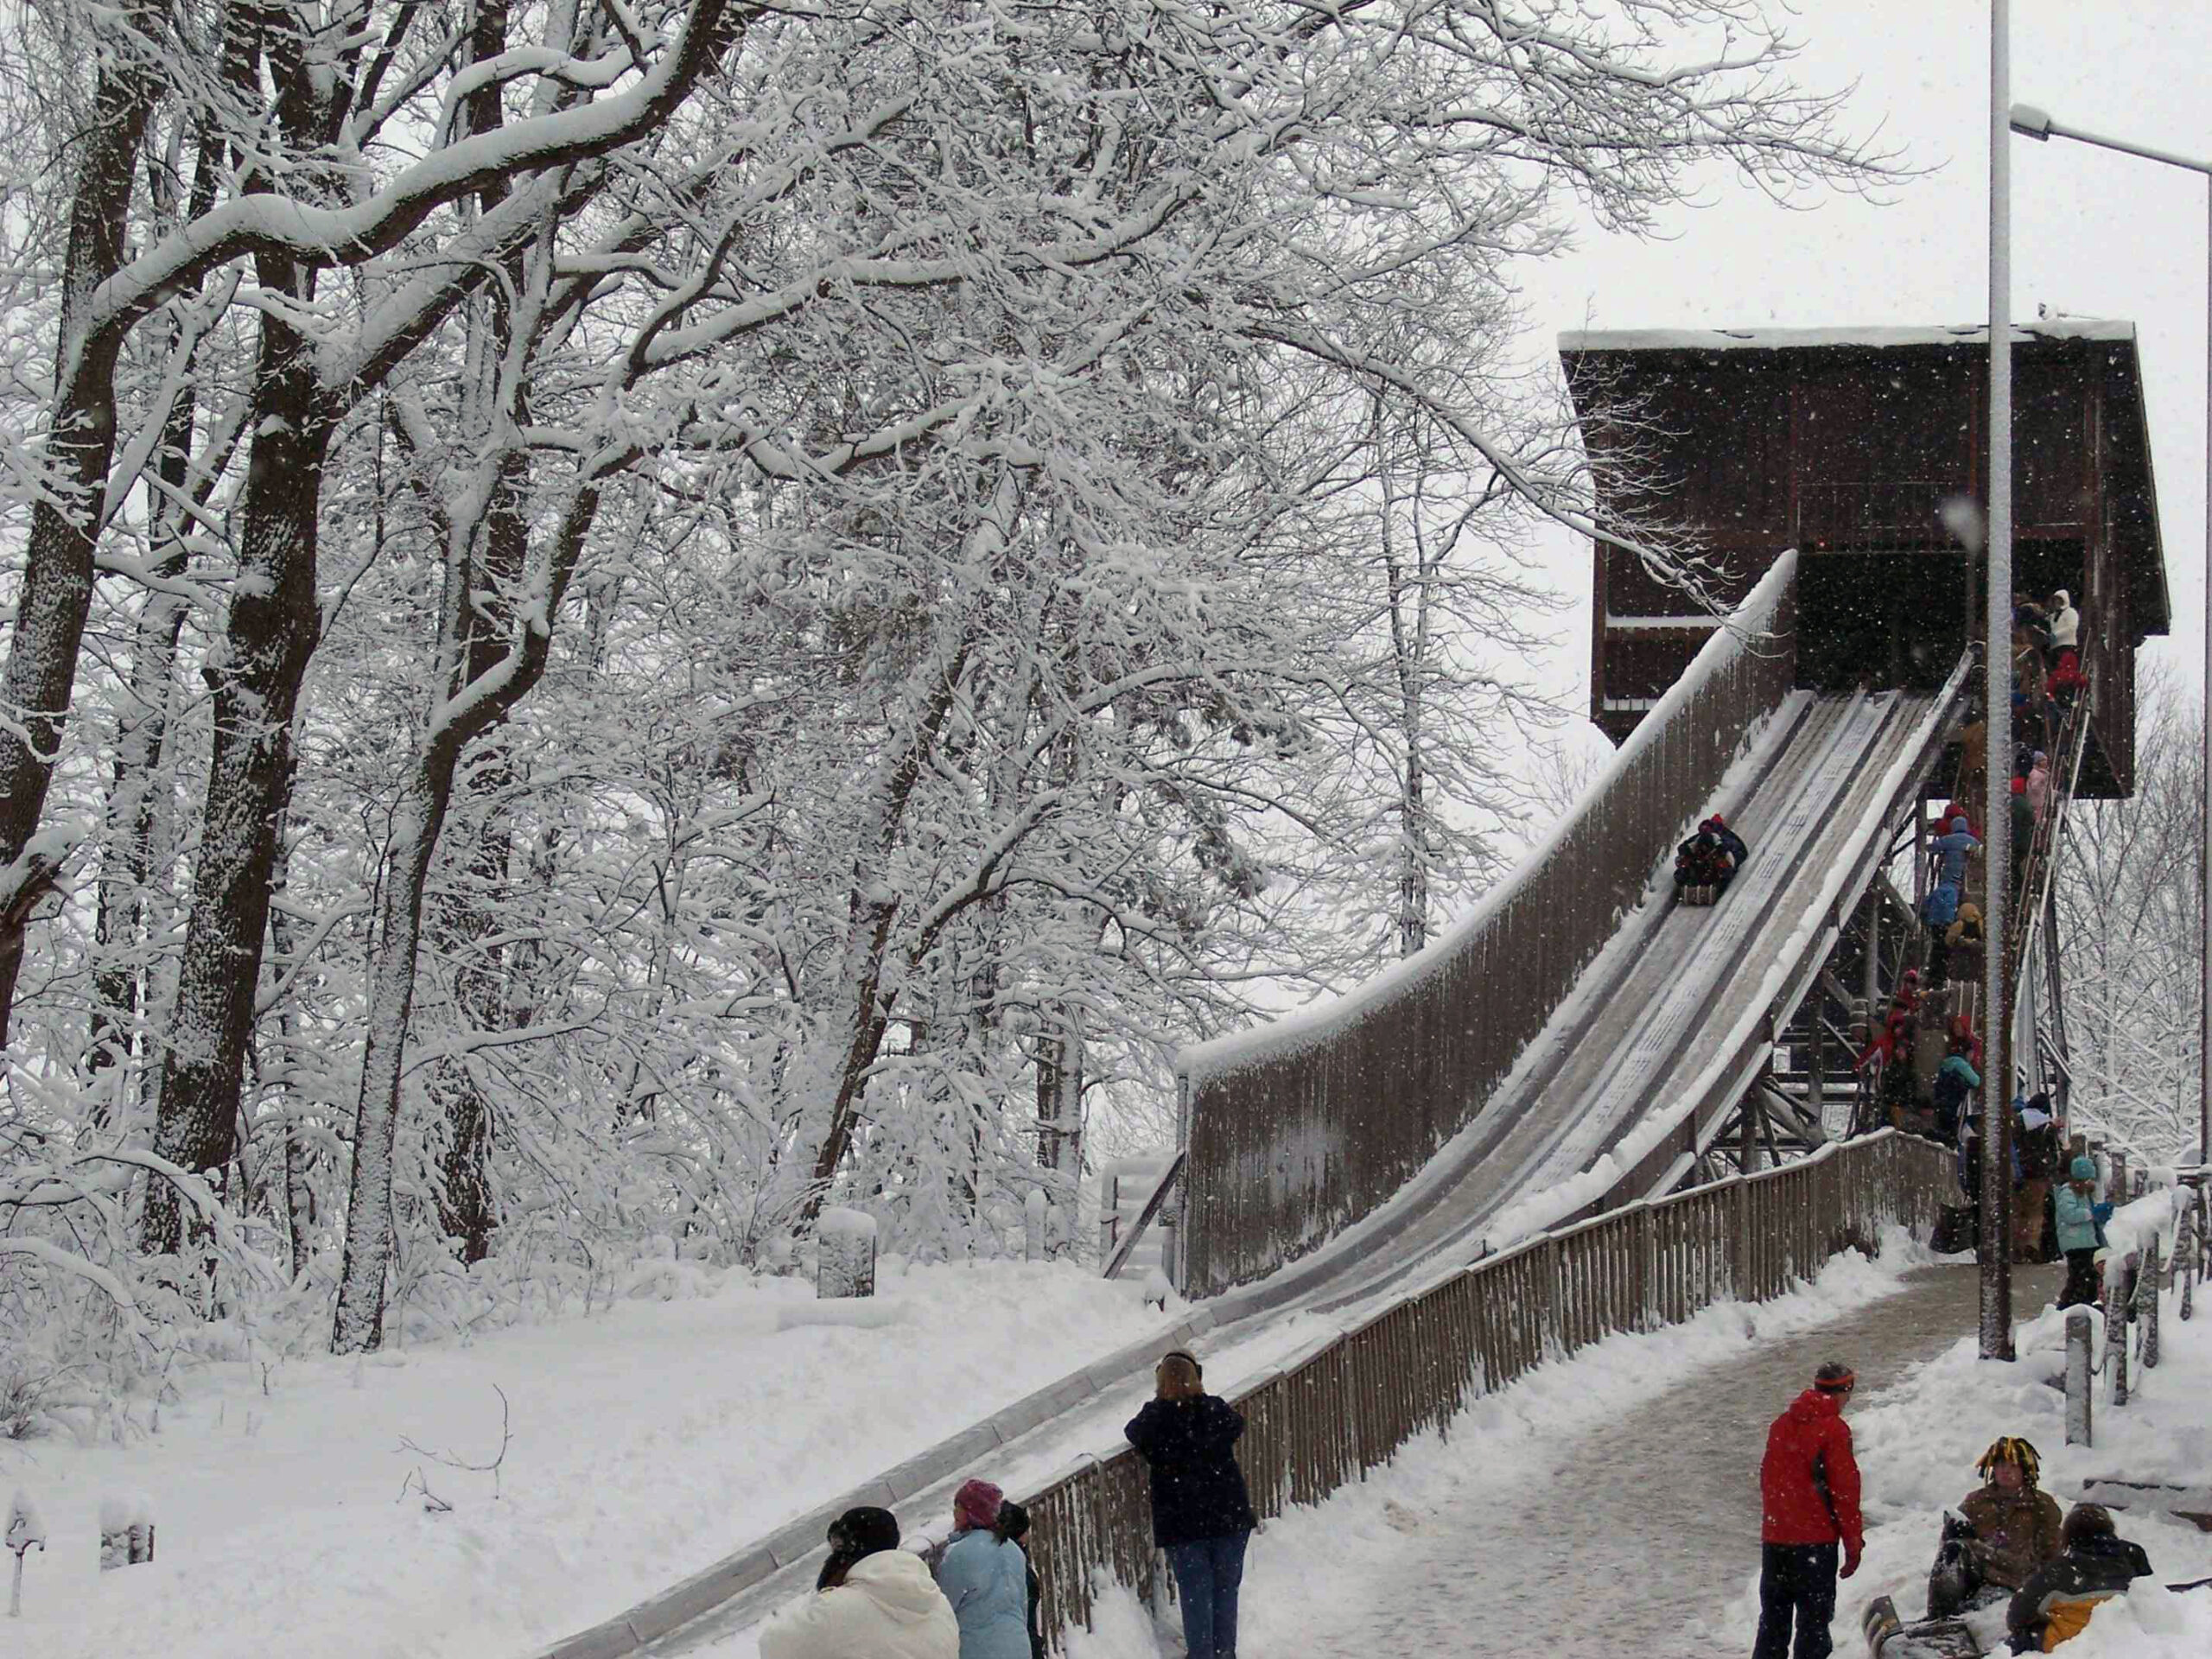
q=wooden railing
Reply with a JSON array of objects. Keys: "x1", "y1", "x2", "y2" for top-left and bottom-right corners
[
  {"x1": 1023, "y1": 1131, "x2": 1951, "y2": 1648},
  {"x1": 1175, "y1": 553, "x2": 1802, "y2": 1296}
]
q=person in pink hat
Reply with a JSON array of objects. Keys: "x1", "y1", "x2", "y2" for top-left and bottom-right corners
[{"x1": 937, "y1": 1478, "x2": 1031, "y2": 1659}]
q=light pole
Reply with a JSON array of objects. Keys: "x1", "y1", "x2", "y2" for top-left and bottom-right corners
[
  {"x1": 2012, "y1": 102, "x2": 2212, "y2": 1173},
  {"x1": 1981, "y1": 0, "x2": 2015, "y2": 1363}
]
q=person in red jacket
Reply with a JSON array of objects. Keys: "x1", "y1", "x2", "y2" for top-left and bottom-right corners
[{"x1": 1756, "y1": 1361, "x2": 1864, "y2": 1659}]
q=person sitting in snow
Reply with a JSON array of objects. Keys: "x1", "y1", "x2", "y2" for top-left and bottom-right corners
[
  {"x1": 2006, "y1": 1503, "x2": 2150, "y2": 1653},
  {"x1": 1928, "y1": 1437, "x2": 2065, "y2": 1617},
  {"x1": 759, "y1": 1506, "x2": 960, "y2": 1659}
]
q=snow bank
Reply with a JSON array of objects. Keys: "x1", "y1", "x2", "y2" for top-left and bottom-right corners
[
  {"x1": 1046, "y1": 1227, "x2": 1929, "y2": 1659},
  {"x1": 1179, "y1": 548, "x2": 1798, "y2": 1085},
  {"x1": 1756, "y1": 1226, "x2": 2212, "y2": 1657},
  {"x1": 0, "y1": 1258, "x2": 1169, "y2": 1659}
]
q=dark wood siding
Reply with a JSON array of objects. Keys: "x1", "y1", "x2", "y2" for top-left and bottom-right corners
[{"x1": 1568, "y1": 334, "x2": 2161, "y2": 798}]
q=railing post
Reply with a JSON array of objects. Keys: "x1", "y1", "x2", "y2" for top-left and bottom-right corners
[
  {"x1": 2182, "y1": 1207, "x2": 2197, "y2": 1323},
  {"x1": 1734, "y1": 1175, "x2": 1752, "y2": 1300},
  {"x1": 2104, "y1": 1260, "x2": 2130, "y2": 1408},
  {"x1": 1544, "y1": 1236, "x2": 1566, "y2": 1360},
  {"x1": 2064, "y1": 1309, "x2": 2094, "y2": 1445},
  {"x1": 2139, "y1": 1234, "x2": 2161, "y2": 1370},
  {"x1": 1635, "y1": 1203, "x2": 1656, "y2": 1332}
]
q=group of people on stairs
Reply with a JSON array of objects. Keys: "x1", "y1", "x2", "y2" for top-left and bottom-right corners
[{"x1": 758, "y1": 1347, "x2": 1255, "y2": 1659}]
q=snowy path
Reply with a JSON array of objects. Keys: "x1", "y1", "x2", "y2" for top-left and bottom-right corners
[{"x1": 1235, "y1": 1261, "x2": 2064, "y2": 1659}]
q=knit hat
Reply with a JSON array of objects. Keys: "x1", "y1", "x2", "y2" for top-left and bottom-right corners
[
  {"x1": 2069, "y1": 1155, "x2": 2097, "y2": 1182},
  {"x1": 953, "y1": 1478, "x2": 1005, "y2": 1534},
  {"x1": 1813, "y1": 1361, "x2": 1856, "y2": 1394}
]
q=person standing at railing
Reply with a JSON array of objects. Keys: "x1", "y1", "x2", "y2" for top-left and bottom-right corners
[
  {"x1": 2025, "y1": 753, "x2": 2051, "y2": 824},
  {"x1": 2009, "y1": 776, "x2": 2034, "y2": 898},
  {"x1": 1756, "y1": 1361, "x2": 1863, "y2": 1659},
  {"x1": 936, "y1": 1478, "x2": 1035, "y2": 1659},
  {"x1": 990, "y1": 1500, "x2": 1047, "y2": 1659},
  {"x1": 2055, "y1": 1159, "x2": 2107, "y2": 1310},
  {"x1": 1125, "y1": 1351, "x2": 1257, "y2": 1659}
]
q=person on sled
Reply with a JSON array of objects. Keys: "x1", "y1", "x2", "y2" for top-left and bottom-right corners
[
  {"x1": 1926, "y1": 1437, "x2": 2065, "y2": 1618},
  {"x1": 1675, "y1": 813, "x2": 1747, "y2": 901}
]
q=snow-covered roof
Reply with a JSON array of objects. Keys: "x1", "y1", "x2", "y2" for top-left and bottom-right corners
[{"x1": 1559, "y1": 320, "x2": 2137, "y2": 353}]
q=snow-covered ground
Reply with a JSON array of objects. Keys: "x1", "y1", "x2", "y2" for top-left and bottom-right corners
[
  {"x1": 0, "y1": 1257, "x2": 1171, "y2": 1659},
  {"x1": 1832, "y1": 1193, "x2": 2212, "y2": 1658},
  {"x1": 1055, "y1": 1204, "x2": 2212, "y2": 1659}
]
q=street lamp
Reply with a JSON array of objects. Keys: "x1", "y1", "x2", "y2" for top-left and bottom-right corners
[
  {"x1": 1980, "y1": 1, "x2": 2016, "y2": 1363},
  {"x1": 2011, "y1": 101, "x2": 2212, "y2": 1175}
]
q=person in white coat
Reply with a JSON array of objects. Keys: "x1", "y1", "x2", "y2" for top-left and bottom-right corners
[
  {"x1": 936, "y1": 1478, "x2": 1033, "y2": 1659},
  {"x1": 759, "y1": 1506, "x2": 959, "y2": 1659},
  {"x1": 2045, "y1": 588, "x2": 2079, "y2": 665}
]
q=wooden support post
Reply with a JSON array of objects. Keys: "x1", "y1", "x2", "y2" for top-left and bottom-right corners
[
  {"x1": 2139, "y1": 1234, "x2": 2161, "y2": 1370},
  {"x1": 2105, "y1": 1262, "x2": 2130, "y2": 1408},
  {"x1": 2065, "y1": 1308, "x2": 2094, "y2": 1445}
]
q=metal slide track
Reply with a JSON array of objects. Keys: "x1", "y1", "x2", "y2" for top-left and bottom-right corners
[{"x1": 546, "y1": 677, "x2": 1968, "y2": 1659}]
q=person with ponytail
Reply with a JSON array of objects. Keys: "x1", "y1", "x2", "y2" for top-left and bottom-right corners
[
  {"x1": 991, "y1": 1499, "x2": 1046, "y2": 1659},
  {"x1": 1125, "y1": 1350, "x2": 1257, "y2": 1659},
  {"x1": 935, "y1": 1478, "x2": 1033, "y2": 1659}
]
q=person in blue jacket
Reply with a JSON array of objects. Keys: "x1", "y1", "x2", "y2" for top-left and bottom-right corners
[
  {"x1": 1931, "y1": 815, "x2": 1980, "y2": 887},
  {"x1": 2053, "y1": 1157, "x2": 2113, "y2": 1309},
  {"x1": 937, "y1": 1478, "x2": 1034, "y2": 1659},
  {"x1": 1125, "y1": 1351, "x2": 1256, "y2": 1659}
]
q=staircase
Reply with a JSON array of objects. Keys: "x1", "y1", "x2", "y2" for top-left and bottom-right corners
[{"x1": 1097, "y1": 1154, "x2": 1177, "y2": 1283}]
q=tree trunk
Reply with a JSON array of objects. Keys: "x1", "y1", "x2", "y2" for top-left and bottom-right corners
[
  {"x1": 804, "y1": 632, "x2": 975, "y2": 1203},
  {"x1": 0, "y1": 42, "x2": 159, "y2": 1042},
  {"x1": 144, "y1": 296, "x2": 330, "y2": 1253},
  {"x1": 332, "y1": 483, "x2": 603, "y2": 1350},
  {"x1": 332, "y1": 741, "x2": 461, "y2": 1352}
]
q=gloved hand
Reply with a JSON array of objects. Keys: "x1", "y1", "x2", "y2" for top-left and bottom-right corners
[
  {"x1": 2091, "y1": 1201, "x2": 2114, "y2": 1225},
  {"x1": 1841, "y1": 1544, "x2": 1862, "y2": 1580}
]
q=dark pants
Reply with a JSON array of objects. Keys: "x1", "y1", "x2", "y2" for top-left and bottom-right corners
[
  {"x1": 1166, "y1": 1529, "x2": 1249, "y2": 1659},
  {"x1": 2058, "y1": 1246, "x2": 2101, "y2": 1309},
  {"x1": 1754, "y1": 1541, "x2": 1838, "y2": 1659}
]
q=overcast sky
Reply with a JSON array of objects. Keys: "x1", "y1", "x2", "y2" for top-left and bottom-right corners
[{"x1": 1509, "y1": 1, "x2": 2210, "y2": 753}]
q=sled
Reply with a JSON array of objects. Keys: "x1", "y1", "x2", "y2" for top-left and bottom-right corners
[
  {"x1": 1679, "y1": 880, "x2": 1729, "y2": 906},
  {"x1": 1862, "y1": 1595, "x2": 1984, "y2": 1658}
]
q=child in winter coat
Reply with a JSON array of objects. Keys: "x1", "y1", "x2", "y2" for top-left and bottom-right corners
[
  {"x1": 991, "y1": 1501, "x2": 1046, "y2": 1659},
  {"x1": 2054, "y1": 1159, "x2": 2111, "y2": 1311},
  {"x1": 2045, "y1": 589, "x2": 2080, "y2": 661},
  {"x1": 2025, "y1": 754, "x2": 2051, "y2": 823},
  {"x1": 1942, "y1": 904, "x2": 1986, "y2": 988},
  {"x1": 937, "y1": 1479, "x2": 1034, "y2": 1659},
  {"x1": 1931, "y1": 816, "x2": 1980, "y2": 887}
]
